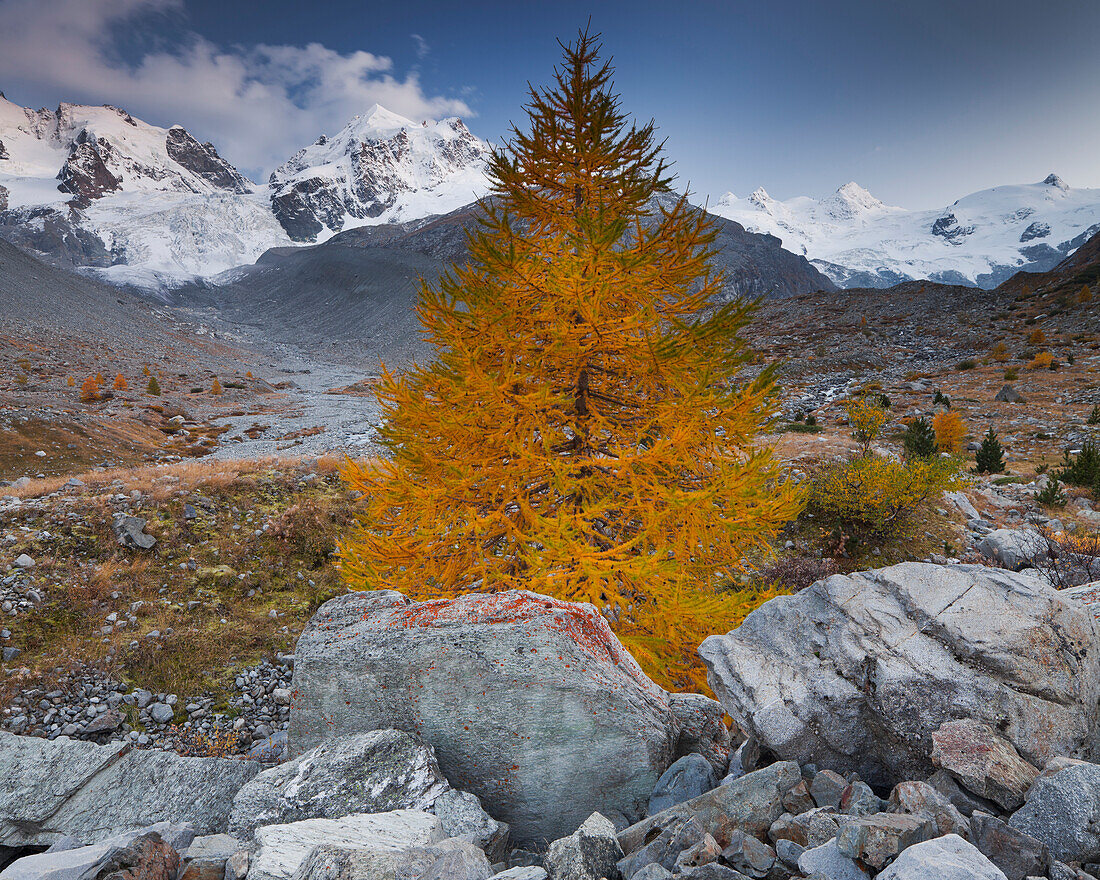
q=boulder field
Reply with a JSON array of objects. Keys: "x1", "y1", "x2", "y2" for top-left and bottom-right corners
[{"x1": 2, "y1": 564, "x2": 1100, "y2": 880}]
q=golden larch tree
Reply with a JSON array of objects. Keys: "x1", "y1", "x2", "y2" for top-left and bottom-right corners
[{"x1": 340, "y1": 29, "x2": 802, "y2": 689}]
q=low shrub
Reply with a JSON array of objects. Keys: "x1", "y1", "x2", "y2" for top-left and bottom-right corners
[
  {"x1": 807, "y1": 454, "x2": 964, "y2": 540},
  {"x1": 1028, "y1": 351, "x2": 1053, "y2": 370},
  {"x1": 756, "y1": 555, "x2": 839, "y2": 592}
]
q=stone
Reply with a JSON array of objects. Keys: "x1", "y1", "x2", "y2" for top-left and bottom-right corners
[
  {"x1": 89, "y1": 832, "x2": 180, "y2": 880},
  {"x1": 0, "y1": 732, "x2": 258, "y2": 847},
  {"x1": 621, "y1": 868, "x2": 668, "y2": 880},
  {"x1": 677, "y1": 868, "x2": 748, "y2": 880},
  {"x1": 148, "y1": 704, "x2": 174, "y2": 725},
  {"x1": 887, "y1": 780, "x2": 968, "y2": 838},
  {"x1": 180, "y1": 835, "x2": 241, "y2": 880},
  {"x1": 838, "y1": 780, "x2": 884, "y2": 816},
  {"x1": 780, "y1": 779, "x2": 815, "y2": 815},
  {"x1": 228, "y1": 730, "x2": 449, "y2": 840},
  {"x1": 431, "y1": 790, "x2": 509, "y2": 864},
  {"x1": 773, "y1": 839, "x2": 804, "y2": 869},
  {"x1": 875, "y1": 834, "x2": 1008, "y2": 880},
  {"x1": 618, "y1": 762, "x2": 801, "y2": 854},
  {"x1": 666, "y1": 693, "x2": 730, "y2": 775},
  {"x1": 809, "y1": 769, "x2": 848, "y2": 809},
  {"x1": 995, "y1": 385, "x2": 1025, "y2": 404},
  {"x1": 834, "y1": 812, "x2": 934, "y2": 870},
  {"x1": 1, "y1": 826, "x2": 192, "y2": 880},
  {"x1": 977, "y1": 530, "x2": 1046, "y2": 571},
  {"x1": 699, "y1": 563, "x2": 1100, "y2": 790},
  {"x1": 970, "y1": 812, "x2": 1050, "y2": 880},
  {"x1": 13, "y1": 555, "x2": 34, "y2": 570},
  {"x1": 931, "y1": 719, "x2": 1039, "y2": 811},
  {"x1": 491, "y1": 870, "x2": 547, "y2": 880},
  {"x1": 287, "y1": 838, "x2": 490, "y2": 880},
  {"x1": 248, "y1": 811, "x2": 444, "y2": 880},
  {"x1": 415, "y1": 842, "x2": 493, "y2": 880},
  {"x1": 926, "y1": 769, "x2": 1001, "y2": 817},
  {"x1": 796, "y1": 840, "x2": 870, "y2": 880},
  {"x1": 247, "y1": 732, "x2": 288, "y2": 764},
  {"x1": 617, "y1": 817, "x2": 708, "y2": 879},
  {"x1": 111, "y1": 517, "x2": 156, "y2": 550},
  {"x1": 647, "y1": 755, "x2": 718, "y2": 816},
  {"x1": 544, "y1": 813, "x2": 622, "y2": 880},
  {"x1": 719, "y1": 831, "x2": 774, "y2": 878},
  {"x1": 767, "y1": 808, "x2": 843, "y2": 849},
  {"x1": 673, "y1": 834, "x2": 720, "y2": 874},
  {"x1": 83, "y1": 712, "x2": 124, "y2": 735},
  {"x1": 289, "y1": 590, "x2": 676, "y2": 846},
  {"x1": 225, "y1": 852, "x2": 249, "y2": 880},
  {"x1": 1009, "y1": 762, "x2": 1100, "y2": 863}
]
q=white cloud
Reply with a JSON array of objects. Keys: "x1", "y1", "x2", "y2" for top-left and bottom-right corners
[{"x1": 0, "y1": 0, "x2": 473, "y2": 179}]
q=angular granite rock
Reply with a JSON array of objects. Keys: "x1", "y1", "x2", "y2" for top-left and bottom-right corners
[
  {"x1": 875, "y1": 834, "x2": 1007, "y2": 880},
  {"x1": 1009, "y1": 762, "x2": 1100, "y2": 863},
  {"x1": 930, "y1": 719, "x2": 1039, "y2": 812},
  {"x1": 618, "y1": 762, "x2": 801, "y2": 854},
  {"x1": 229, "y1": 730, "x2": 449, "y2": 839},
  {"x1": 699, "y1": 563, "x2": 1100, "y2": 790},
  {"x1": 248, "y1": 811, "x2": 443, "y2": 880},
  {"x1": 289, "y1": 590, "x2": 676, "y2": 846},
  {"x1": 0, "y1": 732, "x2": 258, "y2": 847}
]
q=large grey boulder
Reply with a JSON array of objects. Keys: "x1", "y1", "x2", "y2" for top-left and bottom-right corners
[
  {"x1": 977, "y1": 530, "x2": 1046, "y2": 571},
  {"x1": 289, "y1": 590, "x2": 676, "y2": 846},
  {"x1": 875, "y1": 834, "x2": 1007, "y2": 880},
  {"x1": 248, "y1": 811, "x2": 444, "y2": 880},
  {"x1": 229, "y1": 730, "x2": 449, "y2": 840},
  {"x1": 699, "y1": 563, "x2": 1100, "y2": 789},
  {"x1": 0, "y1": 732, "x2": 258, "y2": 847},
  {"x1": 1008, "y1": 761, "x2": 1100, "y2": 863}
]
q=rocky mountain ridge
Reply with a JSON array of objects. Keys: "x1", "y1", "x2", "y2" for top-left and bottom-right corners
[
  {"x1": 713, "y1": 174, "x2": 1100, "y2": 289},
  {"x1": 268, "y1": 104, "x2": 491, "y2": 242}
]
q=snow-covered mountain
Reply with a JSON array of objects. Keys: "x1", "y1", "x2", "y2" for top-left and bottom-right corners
[
  {"x1": 0, "y1": 94, "x2": 290, "y2": 285},
  {"x1": 268, "y1": 104, "x2": 492, "y2": 242},
  {"x1": 0, "y1": 96, "x2": 493, "y2": 284},
  {"x1": 712, "y1": 176, "x2": 1100, "y2": 288}
]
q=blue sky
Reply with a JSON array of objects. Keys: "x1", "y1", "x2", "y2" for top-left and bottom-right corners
[{"x1": 2, "y1": 0, "x2": 1098, "y2": 209}]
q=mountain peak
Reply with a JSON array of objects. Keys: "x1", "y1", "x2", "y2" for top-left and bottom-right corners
[
  {"x1": 355, "y1": 104, "x2": 417, "y2": 133},
  {"x1": 748, "y1": 187, "x2": 773, "y2": 208},
  {"x1": 1043, "y1": 173, "x2": 1069, "y2": 191},
  {"x1": 830, "y1": 181, "x2": 884, "y2": 211}
]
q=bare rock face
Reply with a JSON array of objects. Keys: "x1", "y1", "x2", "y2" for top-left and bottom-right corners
[
  {"x1": 164, "y1": 128, "x2": 252, "y2": 194},
  {"x1": 57, "y1": 131, "x2": 122, "y2": 205},
  {"x1": 268, "y1": 109, "x2": 491, "y2": 242},
  {"x1": 698, "y1": 563, "x2": 1100, "y2": 790},
  {"x1": 228, "y1": 730, "x2": 450, "y2": 840},
  {"x1": 0, "y1": 731, "x2": 259, "y2": 847},
  {"x1": 288, "y1": 590, "x2": 677, "y2": 846}
]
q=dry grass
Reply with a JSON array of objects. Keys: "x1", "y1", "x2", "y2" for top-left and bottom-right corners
[{"x1": 0, "y1": 457, "x2": 371, "y2": 708}]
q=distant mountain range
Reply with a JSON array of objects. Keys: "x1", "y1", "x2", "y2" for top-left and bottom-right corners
[
  {"x1": 1, "y1": 92, "x2": 1098, "y2": 295},
  {"x1": 712, "y1": 176, "x2": 1100, "y2": 289}
]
